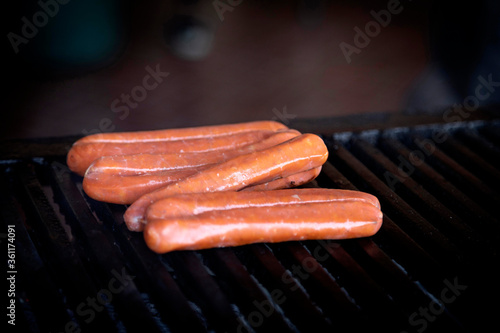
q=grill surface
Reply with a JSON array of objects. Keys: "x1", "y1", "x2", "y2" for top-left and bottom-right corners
[{"x1": 2, "y1": 110, "x2": 499, "y2": 333}]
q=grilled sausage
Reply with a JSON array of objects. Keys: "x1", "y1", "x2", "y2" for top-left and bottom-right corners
[
  {"x1": 143, "y1": 189, "x2": 383, "y2": 253},
  {"x1": 68, "y1": 129, "x2": 282, "y2": 176},
  {"x1": 82, "y1": 130, "x2": 301, "y2": 204},
  {"x1": 241, "y1": 167, "x2": 322, "y2": 191},
  {"x1": 146, "y1": 188, "x2": 381, "y2": 219},
  {"x1": 83, "y1": 130, "x2": 300, "y2": 176},
  {"x1": 76, "y1": 120, "x2": 287, "y2": 143},
  {"x1": 83, "y1": 168, "x2": 201, "y2": 205},
  {"x1": 123, "y1": 133, "x2": 329, "y2": 231}
]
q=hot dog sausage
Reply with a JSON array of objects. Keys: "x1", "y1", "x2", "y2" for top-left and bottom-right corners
[
  {"x1": 68, "y1": 129, "x2": 281, "y2": 176},
  {"x1": 146, "y1": 188, "x2": 381, "y2": 220},
  {"x1": 76, "y1": 120, "x2": 287, "y2": 143},
  {"x1": 241, "y1": 167, "x2": 322, "y2": 192},
  {"x1": 143, "y1": 189, "x2": 383, "y2": 253},
  {"x1": 83, "y1": 130, "x2": 300, "y2": 176},
  {"x1": 82, "y1": 130, "x2": 301, "y2": 204},
  {"x1": 123, "y1": 133, "x2": 329, "y2": 231},
  {"x1": 82, "y1": 168, "x2": 202, "y2": 204}
]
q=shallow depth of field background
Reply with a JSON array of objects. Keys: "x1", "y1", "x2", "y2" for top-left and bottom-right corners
[{"x1": 4, "y1": 0, "x2": 499, "y2": 140}]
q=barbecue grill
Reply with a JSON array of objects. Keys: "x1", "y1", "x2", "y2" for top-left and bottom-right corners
[{"x1": 2, "y1": 106, "x2": 499, "y2": 333}]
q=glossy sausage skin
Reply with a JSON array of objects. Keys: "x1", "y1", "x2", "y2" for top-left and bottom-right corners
[
  {"x1": 82, "y1": 130, "x2": 301, "y2": 204},
  {"x1": 123, "y1": 133, "x2": 329, "y2": 231},
  {"x1": 83, "y1": 130, "x2": 300, "y2": 176},
  {"x1": 241, "y1": 167, "x2": 322, "y2": 192},
  {"x1": 143, "y1": 189, "x2": 383, "y2": 253},
  {"x1": 83, "y1": 168, "x2": 202, "y2": 204},
  {"x1": 68, "y1": 129, "x2": 280, "y2": 176},
  {"x1": 76, "y1": 120, "x2": 287, "y2": 143},
  {"x1": 146, "y1": 188, "x2": 381, "y2": 220}
]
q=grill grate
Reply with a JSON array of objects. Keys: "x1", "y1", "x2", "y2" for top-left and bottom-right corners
[{"x1": 2, "y1": 116, "x2": 499, "y2": 333}]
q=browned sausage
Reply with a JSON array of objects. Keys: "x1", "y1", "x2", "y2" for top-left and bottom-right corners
[
  {"x1": 76, "y1": 120, "x2": 287, "y2": 143},
  {"x1": 83, "y1": 130, "x2": 300, "y2": 176},
  {"x1": 143, "y1": 189, "x2": 383, "y2": 253},
  {"x1": 82, "y1": 130, "x2": 301, "y2": 204},
  {"x1": 68, "y1": 129, "x2": 281, "y2": 176},
  {"x1": 241, "y1": 167, "x2": 322, "y2": 191},
  {"x1": 123, "y1": 133, "x2": 329, "y2": 231},
  {"x1": 82, "y1": 168, "x2": 201, "y2": 204}
]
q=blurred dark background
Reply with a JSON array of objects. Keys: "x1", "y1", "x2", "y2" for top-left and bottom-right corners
[{"x1": 3, "y1": 0, "x2": 500, "y2": 140}]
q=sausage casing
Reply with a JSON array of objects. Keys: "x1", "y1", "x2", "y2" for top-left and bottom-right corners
[
  {"x1": 82, "y1": 130, "x2": 301, "y2": 204},
  {"x1": 240, "y1": 167, "x2": 322, "y2": 192},
  {"x1": 68, "y1": 121, "x2": 288, "y2": 176},
  {"x1": 69, "y1": 129, "x2": 280, "y2": 176},
  {"x1": 144, "y1": 188, "x2": 383, "y2": 253},
  {"x1": 76, "y1": 120, "x2": 287, "y2": 143},
  {"x1": 123, "y1": 133, "x2": 329, "y2": 231}
]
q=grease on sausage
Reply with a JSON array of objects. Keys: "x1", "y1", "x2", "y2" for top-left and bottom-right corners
[
  {"x1": 144, "y1": 189, "x2": 383, "y2": 253},
  {"x1": 123, "y1": 133, "x2": 329, "y2": 231}
]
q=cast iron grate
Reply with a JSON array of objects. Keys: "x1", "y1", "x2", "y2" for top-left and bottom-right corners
[{"x1": 2, "y1": 118, "x2": 499, "y2": 333}]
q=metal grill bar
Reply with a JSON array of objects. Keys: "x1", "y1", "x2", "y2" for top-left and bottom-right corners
[
  {"x1": 440, "y1": 136, "x2": 500, "y2": 187},
  {"x1": 1, "y1": 172, "x2": 70, "y2": 333},
  {"x1": 202, "y1": 247, "x2": 298, "y2": 332},
  {"x1": 352, "y1": 138, "x2": 476, "y2": 246},
  {"x1": 247, "y1": 243, "x2": 334, "y2": 332},
  {"x1": 13, "y1": 164, "x2": 118, "y2": 332},
  {"x1": 166, "y1": 250, "x2": 243, "y2": 332},
  {"x1": 316, "y1": 162, "x2": 449, "y2": 294},
  {"x1": 378, "y1": 136, "x2": 498, "y2": 229},
  {"x1": 350, "y1": 137, "x2": 496, "y2": 261},
  {"x1": 313, "y1": 161, "x2": 469, "y2": 332},
  {"x1": 324, "y1": 138, "x2": 463, "y2": 268},
  {"x1": 75, "y1": 179, "x2": 213, "y2": 332},
  {"x1": 45, "y1": 162, "x2": 167, "y2": 333},
  {"x1": 319, "y1": 121, "x2": 499, "y2": 333},
  {"x1": 407, "y1": 133, "x2": 499, "y2": 213}
]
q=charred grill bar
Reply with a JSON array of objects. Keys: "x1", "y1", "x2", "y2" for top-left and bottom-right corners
[{"x1": 1, "y1": 108, "x2": 499, "y2": 333}]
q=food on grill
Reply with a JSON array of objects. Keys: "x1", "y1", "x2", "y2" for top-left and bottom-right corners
[
  {"x1": 241, "y1": 167, "x2": 322, "y2": 191},
  {"x1": 67, "y1": 121, "x2": 383, "y2": 251},
  {"x1": 69, "y1": 130, "x2": 276, "y2": 177},
  {"x1": 82, "y1": 130, "x2": 301, "y2": 204},
  {"x1": 123, "y1": 133, "x2": 329, "y2": 231},
  {"x1": 76, "y1": 120, "x2": 288, "y2": 144},
  {"x1": 67, "y1": 120, "x2": 288, "y2": 176},
  {"x1": 143, "y1": 189, "x2": 383, "y2": 253}
]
